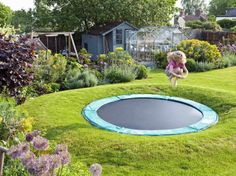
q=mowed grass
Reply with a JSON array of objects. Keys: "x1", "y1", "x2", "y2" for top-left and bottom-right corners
[{"x1": 20, "y1": 67, "x2": 236, "y2": 176}]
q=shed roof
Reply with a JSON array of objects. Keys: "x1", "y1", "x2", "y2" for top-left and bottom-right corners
[
  {"x1": 184, "y1": 15, "x2": 207, "y2": 21},
  {"x1": 225, "y1": 8, "x2": 236, "y2": 17},
  {"x1": 86, "y1": 21, "x2": 138, "y2": 35},
  {"x1": 217, "y1": 8, "x2": 236, "y2": 17}
]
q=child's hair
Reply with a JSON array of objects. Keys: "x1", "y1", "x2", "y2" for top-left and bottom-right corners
[{"x1": 167, "y1": 51, "x2": 187, "y2": 64}]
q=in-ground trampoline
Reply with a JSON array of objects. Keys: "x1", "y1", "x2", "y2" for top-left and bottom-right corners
[{"x1": 82, "y1": 94, "x2": 218, "y2": 136}]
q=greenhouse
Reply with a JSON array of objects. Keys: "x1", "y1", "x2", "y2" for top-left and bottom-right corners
[{"x1": 126, "y1": 27, "x2": 187, "y2": 65}]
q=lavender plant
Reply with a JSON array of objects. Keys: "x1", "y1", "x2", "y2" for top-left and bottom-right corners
[
  {"x1": 218, "y1": 43, "x2": 236, "y2": 55},
  {"x1": 7, "y1": 131, "x2": 71, "y2": 176}
]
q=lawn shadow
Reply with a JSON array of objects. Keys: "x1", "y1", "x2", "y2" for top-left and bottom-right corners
[{"x1": 45, "y1": 123, "x2": 92, "y2": 139}]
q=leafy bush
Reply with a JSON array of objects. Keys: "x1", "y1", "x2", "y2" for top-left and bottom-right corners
[
  {"x1": 135, "y1": 65, "x2": 148, "y2": 79},
  {"x1": 64, "y1": 69, "x2": 98, "y2": 89},
  {"x1": 0, "y1": 25, "x2": 16, "y2": 36},
  {"x1": 79, "y1": 48, "x2": 92, "y2": 65},
  {"x1": 33, "y1": 51, "x2": 67, "y2": 84},
  {"x1": 0, "y1": 35, "x2": 35, "y2": 104},
  {"x1": 0, "y1": 102, "x2": 32, "y2": 144},
  {"x1": 186, "y1": 20, "x2": 221, "y2": 31},
  {"x1": 186, "y1": 58, "x2": 197, "y2": 72},
  {"x1": 231, "y1": 26, "x2": 236, "y2": 33},
  {"x1": 104, "y1": 64, "x2": 136, "y2": 83},
  {"x1": 177, "y1": 39, "x2": 222, "y2": 63},
  {"x1": 202, "y1": 21, "x2": 222, "y2": 31},
  {"x1": 195, "y1": 62, "x2": 216, "y2": 72},
  {"x1": 153, "y1": 51, "x2": 168, "y2": 69},
  {"x1": 105, "y1": 47, "x2": 135, "y2": 66},
  {"x1": 219, "y1": 53, "x2": 236, "y2": 67},
  {"x1": 26, "y1": 82, "x2": 54, "y2": 96},
  {"x1": 217, "y1": 19, "x2": 236, "y2": 29},
  {"x1": 186, "y1": 20, "x2": 203, "y2": 29}
]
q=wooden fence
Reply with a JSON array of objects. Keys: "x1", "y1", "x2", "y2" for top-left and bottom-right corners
[
  {"x1": 0, "y1": 146, "x2": 8, "y2": 176},
  {"x1": 201, "y1": 31, "x2": 236, "y2": 44}
]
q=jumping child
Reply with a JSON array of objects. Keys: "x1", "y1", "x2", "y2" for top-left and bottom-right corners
[{"x1": 165, "y1": 51, "x2": 188, "y2": 87}]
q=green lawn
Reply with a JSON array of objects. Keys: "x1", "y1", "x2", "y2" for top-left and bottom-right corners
[{"x1": 20, "y1": 67, "x2": 236, "y2": 176}]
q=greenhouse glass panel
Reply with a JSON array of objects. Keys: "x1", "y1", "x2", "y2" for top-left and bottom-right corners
[{"x1": 126, "y1": 27, "x2": 187, "y2": 66}]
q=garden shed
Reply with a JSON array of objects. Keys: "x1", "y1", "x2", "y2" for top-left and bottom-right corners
[
  {"x1": 81, "y1": 21, "x2": 138, "y2": 56},
  {"x1": 216, "y1": 8, "x2": 236, "y2": 21},
  {"x1": 126, "y1": 26, "x2": 187, "y2": 65}
]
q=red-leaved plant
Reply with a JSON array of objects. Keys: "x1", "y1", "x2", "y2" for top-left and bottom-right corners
[{"x1": 0, "y1": 34, "x2": 35, "y2": 104}]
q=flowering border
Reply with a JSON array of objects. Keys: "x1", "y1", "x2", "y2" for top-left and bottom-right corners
[{"x1": 82, "y1": 94, "x2": 218, "y2": 136}]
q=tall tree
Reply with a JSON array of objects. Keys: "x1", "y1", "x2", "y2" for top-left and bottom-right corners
[
  {"x1": 0, "y1": 2, "x2": 13, "y2": 27},
  {"x1": 34, "y1": 0, "x2": 176, "y2": 31},
  {"x1": 11, "y1": 9, "x2": 34, "y2": 33},
  {"x1": 209, "y1": 0, "x2": 236, "y2": 16},
  {"x1": 181, "y1": 0, "x2": 207, "y2": 15}
]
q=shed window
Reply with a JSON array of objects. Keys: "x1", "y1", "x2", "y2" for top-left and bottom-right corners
[{"x1": 116, "y1": 29, "x2": 123, "y2": 44}]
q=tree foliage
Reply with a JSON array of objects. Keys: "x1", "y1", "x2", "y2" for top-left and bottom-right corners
[
  {"x1": 0, "y1": 35, "x2": 35, "y2": 104},
  {"x1": 0, "y1": 2, "x2": 13, "y2": 27},
  {"x1": 209, "y1": 0, "x2": 236, "y2": 16},
  {"x1": 34, "y1": 0, "x2": 176, "y2": 31},
  {"x1": 11, "y1": 9, "x2": 34, "y2": 33},
  {"x1": 181, "y1": 0, "x2": 207, "y2": 15}
]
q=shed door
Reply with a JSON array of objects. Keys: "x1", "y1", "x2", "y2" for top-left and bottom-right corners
[{"x1": 114, "y1": 29, "x2": 124, "y2": 49}]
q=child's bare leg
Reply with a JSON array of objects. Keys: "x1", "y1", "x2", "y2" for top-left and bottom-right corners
[{"x1": 170, "y1": 77, "x2": 177, "y2": 87}]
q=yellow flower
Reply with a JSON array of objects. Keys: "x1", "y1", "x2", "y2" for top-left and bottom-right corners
[
  {"x1": 21, "y1": 118, "x2": 33, "y2": 132},
  {"x1": 0, "y1": 116, "x2": 3, "y2": 123}
]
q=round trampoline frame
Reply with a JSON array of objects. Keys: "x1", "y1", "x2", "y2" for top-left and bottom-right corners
[{"x1": 82, "y1": 94, "x2": 218, "y2": 136}]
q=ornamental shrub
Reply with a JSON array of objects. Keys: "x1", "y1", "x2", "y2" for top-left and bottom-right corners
[
  {"x1": 186, "y1": 21, "x2": 221, "y2": 31},
  {"x1": 32, "y1": 51, "x2": 67, "y2": 84},
  {"x1": 177, "y1": 39, "x2": 222, "y2": 63},
  {"x1": 217, "y1": 19, "x2": 236, "y2": 29},
  {"x1": 153, "y1": 51, "x2": 168, "y2": 69},
  {"x1": 231, "y1": 26, "x2": 236, "y2": 33},
  {"x1": 0, "y1": 102, "x2": 32, "y2": 143},
  {"x1": 104, "y1": 64, "x2": 136, "y2": 83},
  {"x1": 0, "y1": 35, "x2": 35, "y2": 104},
  {"x1": 195, "y1": 62, "x2": 215, "y2": 72},
  {"x1": 186, "y1": 58, "x2": 197, "y2": 72},
  {"x1": 79, "y1": 48, "x2": 92, "y2": 65},
  {"x1": 135, "y1": 65, "x2": 148, "y2": 79},
  {"x1": 64, "y1": 69, "x2": 98, "y2": 89},
  {"x1": 217, "y1": 43, "x2": 236, "y2": 55},
  {"x1": 201, "y1": 21, "x2": 222, "y2": 31},
  {"x1": 106, "y1": 47, "x2": 135, "y2": 66}
]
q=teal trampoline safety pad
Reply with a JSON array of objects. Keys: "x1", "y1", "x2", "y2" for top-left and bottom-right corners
[{"x1": 82, "y1": 94, "x2": 218, "y2": 136}]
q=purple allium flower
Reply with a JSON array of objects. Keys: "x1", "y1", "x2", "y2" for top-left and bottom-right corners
[
  {"x1": 33, "y1": 155, "x2": 51, "y2": 176},
  {"x1": 32, "y1": 130, "x2": 41, "y2": 137},
  {"x1": 48, "y1": 154, "x2": 61, "y2": 169},
  {"x1": 26, "y1": 133, "x2": 34, "y2": 142},
  {"x1": 58, "y1": 151, "x2": 71, "y2": 165},
  {"x1": 7, "y1": 143, "x2": 30, "y2": 159},
  {"x1": 55, "y1": 144, "x2": 68, "y2": 154},
  {"x1": 21, "y1": 151, "x2": 36, "y2": 167},
  {"x1": 90, "y1": 163, "x2": 102, "y2": 176},
  {"x1": 7, "y1": 146, "x2": 21, "y2": 159},
  {"x1": 33, "y1": 136, "x2": 49, "y2": 150}
]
